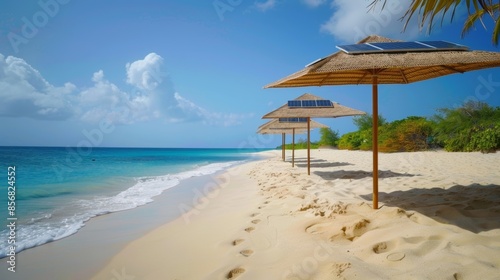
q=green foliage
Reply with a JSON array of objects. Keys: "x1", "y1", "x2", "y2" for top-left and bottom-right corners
[
  {"x1": 433, "y1": 101, "x2": 500, "y2": 152},
  {"x1": 318, "y1": 127, "x2": 340, "y2": 147},
  {"x1": 278, "y1": 101, "x2": 500, "y2": 153},
  {"x1": 277, "y1": 138, "x2": 320, "y2": 150},
  {"x1": 378, "y1": 117, "x2": 434, "y2": 152},
  {"x1": 338, "y1": 116, "x2": 434, "y2": 152},
  {"x1": 467, "y1": 124, "x2": 500, "y2": 153},
  {"x1": 352, "y1": 114, "x2": 387, "y2": 131},
  {"x1": 337, "y1": 129, "x2": 372, "y2": 150}
]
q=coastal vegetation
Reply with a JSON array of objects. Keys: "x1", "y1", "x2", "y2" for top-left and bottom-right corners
[{"x1": 278, "y1": 101, "x2": 500, "y2": 153}]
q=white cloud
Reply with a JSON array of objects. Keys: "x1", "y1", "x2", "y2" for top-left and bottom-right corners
[
  {"x1": 255, "y1": 0, "x2": 277, "y2": 12},
  {"x1": 78, "y1": 70, "x2": 139, "y2": 124},
  {"x1": 319, "y1": 0, "x2": 420, "y2": 43},
  {"x1": 172, "y1": 93, "x2": 253, "y2": 127},
  {"x1": 0, "y1": 53, "x2": 248, "y2": 126},
  {"x1": 0, "y1": 54, "x2": 76, "y2": 120},
  {"x1": 126, "y1": 53, "x2": 164, "y2": 91}
]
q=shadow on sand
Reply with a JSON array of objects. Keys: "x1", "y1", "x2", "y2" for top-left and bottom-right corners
[
  {"x1": 295, "y1": 162, "x2": 353, "y2": 168},
  {"x1": 291, "y1": 158, "x2": 327, "y2": 163},
  {"x1": 361, "y1": 184, "x2": 500, "y2": 233},
  {"x1": 315, "y1": 170, "x2": 417, "y2": 180}
]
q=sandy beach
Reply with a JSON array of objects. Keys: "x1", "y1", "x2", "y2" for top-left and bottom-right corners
[{"x1": 90, "y1": 149, "x2": 500, "y2": 279}]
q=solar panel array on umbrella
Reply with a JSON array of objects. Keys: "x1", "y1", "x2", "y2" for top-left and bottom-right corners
[
  {"x1": 257, "y1": 118, "x2": 327, "y2": 165},
  {"x1": 278, "y1": 117, "x2": 309, "y2": 123},
  {"x1": 287, "y1": 100, "x2": 333, "y2": 108},
  {"x1": 336, "y1": 40, "x2": 469, "y2": 54},
  {"x1": 262, "y1": 93, "x2": 365, "y2": 175}
]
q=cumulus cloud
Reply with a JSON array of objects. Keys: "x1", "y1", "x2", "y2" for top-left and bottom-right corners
[
  {"x1": 0, "y1": 52, "x2": 247, "y2": 126},
  {"x1": 126, "y1": 53, "x2": 164, "y2": 91},
  {"x1": 254, "y1": 0, "x2": 448, "y2": 42},
  {"x1": 0, "y1": 54, "x2": 76, "y2": 120},
  {"x1": 319, "y1": 0, "x2": 420, "y2": 43}
]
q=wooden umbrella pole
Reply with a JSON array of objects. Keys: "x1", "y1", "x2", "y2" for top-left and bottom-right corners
[
  {"x1": 292, "y1": 128, "x2": 295, "y2": 167},
  {"x1": 307, "y1": 117, "x2": 311, "y2": 175},
  {"x1": 282, "y1": 133, "x2": 285, "y2": 161},
  {"x1": 372, "y1": 75, "x2": 379, "y2": 209}
]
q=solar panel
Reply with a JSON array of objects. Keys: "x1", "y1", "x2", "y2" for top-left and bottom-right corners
[
  {"x1": 370, "y1": 41, "x2": 430, "y2": 51},
  {"x1": 420, "y1": 41, "x2": 468, "y2": 50},
  {"x1": 316, "y1": 100, "x2": 333, "y2": 107},
  {"x1": 302, "y1": 100, "x2": 316, "y2": 107},
  {"x1": 336, "y1": 43, "x2": 379, "y2": 53},
  {"x1": 287, "y1": 100, "x2": 334, "y2": 108},
  {"x1": 336, "y1": 40, "x2": 469, "y2": 54},
  {"x1": 279, "y1": 118, "x2": 308, "y2": 123},
  {"x1": 305, "y1": 57, "x2": 327, "y2": 67}
]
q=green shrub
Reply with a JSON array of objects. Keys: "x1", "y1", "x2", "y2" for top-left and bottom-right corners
[
  {"x1": 379, "y1": 117, "x2": 434, "y2": 152},
  {"x1": 338, "y1": 131, "x2": 363, "y2": 150},
  {"x1": 336, "y1": 101, "x2": 499, "y2": 153},
  {"x1": 319, "y1": 127, "x2": 340, "y2": 147},
  {"x1": 465, "y1": 124, "x2": 500, "y2": 153},
  {"x1": 433, "y1": 101, "x2": 500, "y2": 152}
]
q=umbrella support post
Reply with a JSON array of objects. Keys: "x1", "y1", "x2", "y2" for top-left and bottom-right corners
[
  {"x1": 372, "y1": 75, "x2": 379, "y2": 209},
  {"x1": 307, "y1": 117, "x2": 311, "y2": 175},
  {"x1": 292, "y1": 128, "x2": 295, "y2": 167},
  {"x1": 282, "y1": 133, "x2": 285, "y2": 161}
]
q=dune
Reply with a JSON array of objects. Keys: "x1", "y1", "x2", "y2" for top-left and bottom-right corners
[{"x1": 92, "y1": 149, "x2": 500, "y2": 279}]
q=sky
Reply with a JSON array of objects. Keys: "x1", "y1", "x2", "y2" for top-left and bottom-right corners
[{"x1": 0, "y1": 0, "x2": 499, "y2": 148}]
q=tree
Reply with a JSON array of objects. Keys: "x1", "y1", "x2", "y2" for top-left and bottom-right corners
[
  {"x1": 353, "y1": 114, "x2": 387, "y2": 131},
  {"x1": 319, "y1": 127, "x2": 340, "y2": 146},
  {"x1": 370, "y1": 0, "x2": 500, "y2": 45}
]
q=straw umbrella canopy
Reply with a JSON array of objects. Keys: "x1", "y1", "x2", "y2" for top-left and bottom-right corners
[
  {"x1": 262, "y1": 93, "x2": 365, "y2": 175},
  {"x1": 257, "y1": 125, "x2": 306, "y2": 164},
  {"x1": 258, "y1": 118, "x2": 328, "y2": 166},
  {"x1": 257, "y1": 125, "x2": 306, "y2": 163},
  {"x1": 264, "y1": 35, "x2": 500, "y2": 209}
]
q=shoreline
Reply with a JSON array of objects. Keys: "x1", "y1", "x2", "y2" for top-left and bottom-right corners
[
  {"x1": 3, "y1": 149, "x2": 499, "y2": 279},
  {"x1": 93, "y1": 149, "x2": 500, "y2": 279},
  {"x1": 0, "y1": 152, "x2": 272, "y2": 280},
  {"x1": 92, "y1": 156, "x2": 267, "y2": 280}
]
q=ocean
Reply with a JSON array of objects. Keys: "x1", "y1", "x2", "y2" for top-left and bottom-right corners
[{"x1": 0, "y1": 146, "x2": 262, "y2": 258}]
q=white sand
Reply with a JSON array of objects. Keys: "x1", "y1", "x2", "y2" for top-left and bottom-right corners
[{"x1": 93, "y1": 149, "x2": 500, "y2": 279}]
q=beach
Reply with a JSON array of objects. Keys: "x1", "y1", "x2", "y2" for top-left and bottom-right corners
[{"x1": 90, "y1": 149, "x2": 500, "y2": 279}]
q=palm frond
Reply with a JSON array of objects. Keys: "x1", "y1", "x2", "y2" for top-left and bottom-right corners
[
  {"x1": 493, "y1": 10, "x2": 500, "y2": 44},
  {"x1": 369, "y1": 0, "x2": 500, "y2": 45},
  {"x1": 462, "y1": 8, "x2": 487, "y2": 37}
]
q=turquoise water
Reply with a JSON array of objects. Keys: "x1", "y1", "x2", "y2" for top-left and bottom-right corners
[{"x1": 0, "y1": 147, "x2": 262, "y2": 257}]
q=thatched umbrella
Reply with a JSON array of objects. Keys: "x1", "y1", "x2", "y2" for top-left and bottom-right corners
[
  {"x1": 257, "y1": 126, "x2": 307, "y2": 164},
  {"x1": 262, "y1": 93, "x2": 365, "y2": 175},
  {"x1": 258, "y1": 118, "x2": 327, "y2": 166},
  {"x1": 265, "y1": 35, "x2": 500, "y2": 209}
]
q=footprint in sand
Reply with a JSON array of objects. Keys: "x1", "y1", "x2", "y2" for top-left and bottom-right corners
[
  {"x1": 250, "y1": 213, "x2": 260, "y2": 217},
  {"x1": 232, "y1": 239, "x2": 245, "y2": 246},
  {"x1": 251, "y1": 219, "x2": 261, "y2": 224},
  {"x1": 226, "y1": 267, "x2": 245, "y2": 279},
  {"x1": 240, "y1": 249, "x2": 254, "y2": 257},
  {"x1": 372, "y1": 242, "x2": 389, "y2": 254},
  {"x1": 332, "y1": 263, "x2": 352, "y2": 277},
  {"x1": 387, "y1": 252, "x2": 405, "y2": 261},
  {"x1": 244, "y1": 227, "x2": 255, "y2": 232}
]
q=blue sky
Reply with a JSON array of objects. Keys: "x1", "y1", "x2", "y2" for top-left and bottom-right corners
[{"x1": 0, "y1": 0, "x2": 499, "y2": 148}]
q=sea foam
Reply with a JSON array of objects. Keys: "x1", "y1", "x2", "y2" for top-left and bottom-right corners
[{"x1": 0, "y1": 160, "x2": 244, "y2": 258}]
